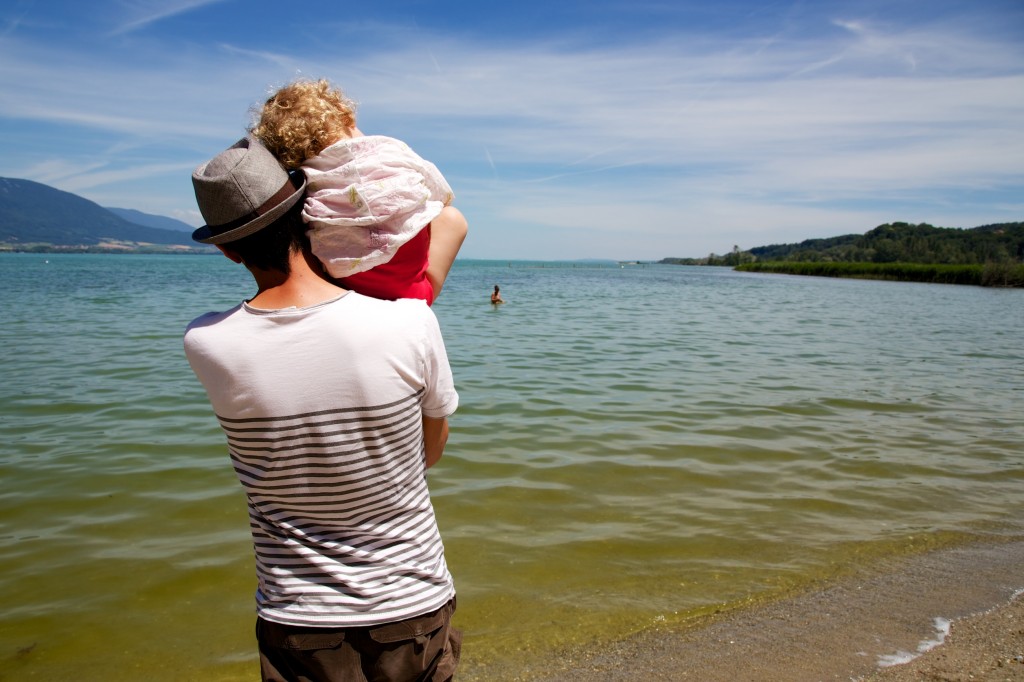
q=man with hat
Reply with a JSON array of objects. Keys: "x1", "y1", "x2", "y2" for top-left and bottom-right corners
[{"x1": 184, "y1": 137, "x2": 463, "y2": 681}]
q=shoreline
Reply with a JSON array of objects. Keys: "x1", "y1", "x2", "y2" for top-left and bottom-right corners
[
  {"x1": 863, "y1": 590, "x2": 1023, "y2": 681},
  {"x1": 474, "y1": 539, "x2": 1024, "y2": 681}
]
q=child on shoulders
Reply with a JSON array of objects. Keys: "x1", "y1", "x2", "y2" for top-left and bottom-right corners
[{"x1": 251, "y1": 78, "x2": 467, "y2": 304}]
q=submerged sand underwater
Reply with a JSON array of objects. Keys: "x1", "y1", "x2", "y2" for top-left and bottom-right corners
[{"x1": 489, "y1": 540, "x2": 1024, "y2": 681}]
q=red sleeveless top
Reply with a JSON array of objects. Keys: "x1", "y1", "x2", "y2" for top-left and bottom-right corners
[{"x1": 339, "y1": 225, "x2": 433, "y2": 305}]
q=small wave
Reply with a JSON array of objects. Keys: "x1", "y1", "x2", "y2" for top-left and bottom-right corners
[{"x1": 877, "y1": 616, "x2": 951, "y2": 667}]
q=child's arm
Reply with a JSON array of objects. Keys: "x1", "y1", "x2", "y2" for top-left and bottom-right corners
[{"x1": 426, "y1": 206, "x2": 468, "y2": 300}]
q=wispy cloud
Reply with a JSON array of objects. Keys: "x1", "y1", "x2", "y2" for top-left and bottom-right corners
[
  {"x1": 63, "y1": 162, "x2": 196, "y2": 193},
  {"x1": 108, "y1": 0, "x2": 229, "y2": 36},
  {"x1": 0, "y1": 0, "x2": 35, "y2": 39},
  {"x1": 0, "y1": 1, "x2": 1021, "y2": 257}
]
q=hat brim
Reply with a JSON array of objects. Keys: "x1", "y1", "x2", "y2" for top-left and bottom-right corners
[{"x1": 191, "y1": 174, "x2": 306, "y2": 245}]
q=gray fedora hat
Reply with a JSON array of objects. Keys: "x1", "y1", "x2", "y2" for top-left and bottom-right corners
[{"x1": 191, "y1": 137, "x2": 306, "y2": 244}]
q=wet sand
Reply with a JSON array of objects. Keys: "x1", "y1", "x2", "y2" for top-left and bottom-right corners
[
  {"x1": 864, "y1": 593, "x2": 1024, "y2": 682},
  {"x1": 507, "y1": 539, "x2": 1024, "y2": 681}
]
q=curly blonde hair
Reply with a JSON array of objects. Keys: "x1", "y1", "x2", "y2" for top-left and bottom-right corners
[{"x1": 250, "y1": 79, "x2": 357, "y2": 169}]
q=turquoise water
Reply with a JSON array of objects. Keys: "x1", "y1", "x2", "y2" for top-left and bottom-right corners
[{"x1": 1, "y1": 253, "x2": 1022, "y2": 680}]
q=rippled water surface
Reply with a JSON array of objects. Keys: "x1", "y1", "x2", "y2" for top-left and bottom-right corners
[{"x1": 1, "y1": 254, "x2": 1022, "y2": 680}]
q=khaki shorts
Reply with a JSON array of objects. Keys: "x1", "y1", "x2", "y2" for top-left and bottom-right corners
[{"x1": 257, "y1": 599, "x2": 461, "y2": 682}]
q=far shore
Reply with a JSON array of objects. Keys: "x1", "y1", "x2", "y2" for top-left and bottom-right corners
[{"x1": 0, "y1": 244, "x2": 211, "y2": 254}]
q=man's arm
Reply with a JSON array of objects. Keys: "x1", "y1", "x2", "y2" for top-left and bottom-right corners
[{"x1": 422, "y1": 415, "x2": 449, "y2": 469}]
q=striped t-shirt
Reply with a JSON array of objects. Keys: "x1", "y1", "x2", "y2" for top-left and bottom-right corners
[{"x1": 184, "y1": 292, "x2": 458, "y2": 627}]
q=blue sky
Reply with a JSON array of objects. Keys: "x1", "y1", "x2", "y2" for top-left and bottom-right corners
[{"x1": 1, "y1": 0, "x2": 1021, "y2": 259}]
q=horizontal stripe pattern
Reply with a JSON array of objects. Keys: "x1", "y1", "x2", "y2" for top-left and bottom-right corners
[{"x1": 218, "y1": 389, "x2": 454, "y2": 627}]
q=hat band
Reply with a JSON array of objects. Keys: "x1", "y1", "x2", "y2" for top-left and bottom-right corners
[{"x1": 207, "y1": 173, "x2": 302, "y2": 233}]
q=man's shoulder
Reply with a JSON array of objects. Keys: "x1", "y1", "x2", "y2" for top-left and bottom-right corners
[
  {"x1": 349, "y1": 292, "x2": 432, "y2": 315},
  {"x1": 184, "y1": 304, "x2": 244, "y2": 337},
  {"x1": 347, "y1": 294, "x2": 441, "y2": 337}
]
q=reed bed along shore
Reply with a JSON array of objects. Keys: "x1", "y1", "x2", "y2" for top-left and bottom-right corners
[{"x1": 736, "y1": 260, "x2": 1024, "y2": 287}]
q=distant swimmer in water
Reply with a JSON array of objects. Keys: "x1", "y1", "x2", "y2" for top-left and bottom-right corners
[{"x1": 491, "y1": 285, "x2": 505, "y2": 305}]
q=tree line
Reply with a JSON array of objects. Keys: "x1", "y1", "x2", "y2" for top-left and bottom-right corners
[
  {"x1": 661, "y1": 222, "x2": 1024, "y2": 286},
  {"x1": 744, "y1": 222, "x2": 1023, "y2": 265}
]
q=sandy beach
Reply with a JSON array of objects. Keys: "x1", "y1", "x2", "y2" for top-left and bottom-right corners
[
  {"x1": 863, "y1": 594, "x2": 1023, "y2": 682},
  {"x1": 499, "y1": 540, "x2": 1024, "y2": 681}
]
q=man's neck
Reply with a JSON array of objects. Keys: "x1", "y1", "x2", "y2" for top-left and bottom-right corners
[{"x1": 248, "y1": 248, "x2": 346, "y2": 310}]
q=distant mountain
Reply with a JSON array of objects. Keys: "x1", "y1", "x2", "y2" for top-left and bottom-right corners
[
  {"x1": 0, "y1": 177, "x2": 199, "y2": 250},
  {"x1": 106, "y1": 207, "x2": 194, "y2": 233}
]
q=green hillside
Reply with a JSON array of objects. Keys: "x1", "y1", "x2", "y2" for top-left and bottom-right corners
[
  {"x1": 0, "y1": 177, "x2": 198, "y2": 250},
  {"x1": 661, "y1": 222, "x2": 1024, "y2": 287},
  {"x1": 747, "y1": 222, "x2": 1024, "y2": 265}
]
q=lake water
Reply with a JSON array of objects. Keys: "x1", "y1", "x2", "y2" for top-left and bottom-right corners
[{"x1": 1, "y1": 253, "x2": 1022, "y2": 680}]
